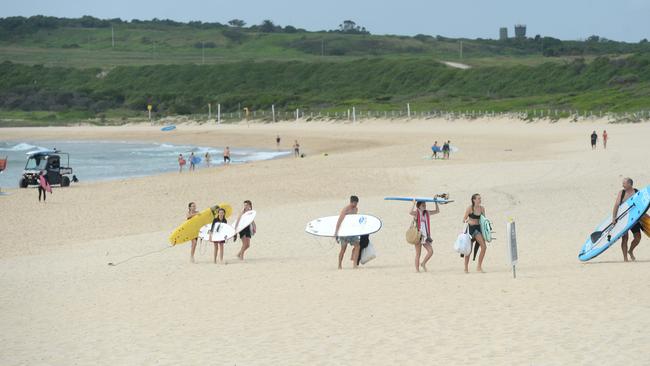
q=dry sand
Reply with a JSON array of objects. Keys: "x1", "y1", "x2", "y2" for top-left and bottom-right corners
[{"x1": 1, "y1": 118, "x2": 649, "y2": 365}]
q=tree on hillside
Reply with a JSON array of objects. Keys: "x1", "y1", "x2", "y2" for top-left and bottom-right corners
[
  {"x1": 228, "y1": 19, "x2": 246, "y2": 28},
  {"x1": 259, "y1": 19, "x2": 278, "y2": 33},
  {"x1": 337, "y1": 20, "x2": 369, "y2": 34}
]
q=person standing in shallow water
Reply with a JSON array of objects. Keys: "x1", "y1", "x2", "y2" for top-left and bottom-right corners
[
  {"x1": 463, "y1": 194, "x2": 487, "y2": 273},
  {"x1": 178, "y1": 154, "x2": 186, "y2": 173},
  {"x1": 223, "y1": 147, "x2": 231, "y2": 165}
]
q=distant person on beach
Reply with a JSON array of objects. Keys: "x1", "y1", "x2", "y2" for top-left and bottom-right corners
[
  {"x1": 235, "y1": 200, "x2": 256, "y2": 261},
  {"x1": 603, "y1": 130, "x2": 608, "y2": 149},
  {"x1": 178, "y1": 154, "x2": 186, "y2": 173},
  {"x1": 335, "y1": 195, "x2": 360, "y2": 269},
  {"x1": 613, "y1": 178, "x2": 642, "y2": 262},
  {"x1": 442, "y1": 141, "x2": 450, "y2": 159},
  {"x1": 293, "y1": 140, "x2": 300, "y2": 158},
  {"x1": 591, "y1": 131, "x2": 598, "y2": 150},
  {"x1": 223, "y1": 147, "x2": 231, "y2": 164},
  {"x1": 463, "y1": 194, "x2": 487, "y2": 273},
  {"x1": 209, "y1": 207, "x2": 227, "y2": 264},
  {"x1": 189, "y1": 152, "x2": 196, "y2": 171},
  {"x1": 187, "y1": 202, "x2": 199, "y2": 263},
  {"x1": 431, "y1": 141, "x2": 439, "y2": 159},
  {"x1": 38, "y1": 171, "x2": 50, "y2": 203},
  {"x1": 410, "y1": 199, "x2": 440, "y2": 272},
  {"x1": 276, "y1": 134, "x2": 281, "y2": 149},
  {"x1": 205, "y1": 151, "x2": 212, "y2": 167}
]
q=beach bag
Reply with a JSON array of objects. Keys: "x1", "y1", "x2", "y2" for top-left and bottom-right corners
[
  {"x1": 360, "y1": 241, "x2": 377, "y2": 264},
  {"x1": 405, "y1": 220, "x2": 420, "y2": 244},
  {"x1": 640, "y1": 214, "x2": 650, "y2": 238},
  {"x1": 454, "y1": 224, "x2": 472, "y2": 255}
]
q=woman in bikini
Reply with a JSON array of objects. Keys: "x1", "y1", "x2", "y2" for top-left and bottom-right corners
[
  {"x1": 235, "y1": 200, "x2": 256, "y2": 260},
  {"x1": 209, "y1": 208, "x2": 228, "y2": 264},
  {"x1": 187, "y1": 202, "x2": 199, "y2": 263},
  {"x1": 463, "y1": 193, "x2": 487, "y2": 273},
  {"x1": 409, "y1": 199, "x2": 440, "y2": 272}
]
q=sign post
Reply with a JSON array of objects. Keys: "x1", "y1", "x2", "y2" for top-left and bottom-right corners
[{"x1": 506, "y1": 219, "x2": 518, "y2": 279}]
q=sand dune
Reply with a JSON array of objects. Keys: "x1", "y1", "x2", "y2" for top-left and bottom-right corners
[{"x1": 1, "y1": 119, "x2": 649, "y2": 365}]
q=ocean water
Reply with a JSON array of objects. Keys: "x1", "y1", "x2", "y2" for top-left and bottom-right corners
[{"x1": 0, "y1": 141, "x2": 290, "y2": 188}]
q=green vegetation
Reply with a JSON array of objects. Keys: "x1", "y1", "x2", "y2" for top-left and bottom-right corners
[{"x1": 1, "y1": 16, "x2": 649, "y2": 123}]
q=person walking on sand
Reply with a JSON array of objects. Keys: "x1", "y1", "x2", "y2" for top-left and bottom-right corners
[
  {"x1": 463, "y1": 194, "x2": 488, "y2": 273},
  {"x1": 293, "y1": 140, "x2": 300, "y2": 158},
  {"x1": 223, "y1": 146, "x2": 231, "y2": 165},
  {"x1": 335, "y1": 196, "x2": 360, "y2": 269},
  {"x1": 187, "y1": 202, "x2": 199, "y2": 263},
  {"x1": 209, "y1": 207, "x2": 228, "y2": 264},
  {"x1": 276, "y1": 134, "x2": 281, "y2": 149},
  {"x1": 442, "y1": 141, "x2": 450, "y2": 160},
  {"x1": 603, "y1": 130, "x2": 608, "y2": 149},
  {"x1": 591, "y1": 131, "x2": 598, "y2": 150},
  {"x1": 431, "y1": 141, "x2": 440, "y2": 159},
  {"x1": 409, "y1": 199, "x2": 440, "y2": 272},
  {"x1": 235, "y1": 200, "x2": 256, "y2": 260},
  {"x1": 38, "y1": 170, "x2": 51, "y2": 203},
  {"x1": 613, "y1": 178, "x2": 642, "y2": 262},
  {"x1": 178, "y1": 154, "x2": 186, "y2": 173},
  {"x1": 189, "y1": 152, "x2": 197, "y2": 171},
  {"x1": 204, "y1": 151, "x2": 212, "y2": 167}
]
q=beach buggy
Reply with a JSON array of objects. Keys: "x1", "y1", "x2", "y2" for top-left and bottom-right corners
[{"x1": 19, "y1": 149, "x2": 73, "y2": 188}]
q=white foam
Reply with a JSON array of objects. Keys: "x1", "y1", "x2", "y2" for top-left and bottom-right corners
[{"x1": 0, "y1": 142, "x2": 45, "y2": 151}]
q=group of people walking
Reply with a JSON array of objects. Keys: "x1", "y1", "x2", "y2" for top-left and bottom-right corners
[
  {"x1": 430, "y1": 140, "x2": 452, "y2": 159},
  {"x1": 590, "y1": 130, "x2": 608, "y2": 149}
]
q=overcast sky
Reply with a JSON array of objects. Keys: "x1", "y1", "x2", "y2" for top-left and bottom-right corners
[{"x1": 2, "y1": 0, "x2": 649, "y2": 42}]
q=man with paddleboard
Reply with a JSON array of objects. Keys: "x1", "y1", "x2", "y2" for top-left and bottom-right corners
[
  {"x1": 335, "y1": 195, "x2": 361, "y2": 269},
  {"x1": 613, "y1": 178, "x2": 643, "y2": 261}
]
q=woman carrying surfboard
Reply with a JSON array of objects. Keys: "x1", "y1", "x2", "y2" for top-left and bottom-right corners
[
  {"x1": 187, "y1": 202, "x2": 199, "y2": 263},
  {"x1": 409, "y1": 199, "x2": 439, "y2": 272},
  {"x1": 235, "y1": 200, "x2": 256, "y2": 261},
  {"x1": 38, "y1": 170, "x2": 51, "y2": 203},
  {"x1": 463, "y1": 194, "x2": 488, "y2": 273},
  {"x1": 209, "y1": 208, "x2": 228, "y2": 264}
]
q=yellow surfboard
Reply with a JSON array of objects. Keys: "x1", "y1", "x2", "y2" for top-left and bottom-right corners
[{"x1": 169, "y1": 203, "x2": 232, "y2": 245}]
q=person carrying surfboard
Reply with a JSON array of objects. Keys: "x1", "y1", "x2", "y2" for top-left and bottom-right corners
[
  {"x1": 189, "y1": 152, "x2": 196, "y2": 171},
  {"x1": 335, "y1": 195, "x2": 360, "y2": 269},
  {"x1": 209, "y1": 208, "x2": 228, "y2": 264},
  {"x1": 187, "y1": 202, "x2": 199, "y2": 263},
  {"x1": 38, "y1": 170, "x2": 51, "y2": 203},
  {"x1": 463, "y1": 194, "x2": 488, "y2": 273},
  {"x1": 235, "y1": 200, "x2": 256, "y2": 261},
  {"x1": 613, "y1": 178, "x2": 642, "y2": 261},
  {"x1": 178, "y1": 154, "x2": 186, "y2": 173},
  {"x1": 409, "y1": 199, "x2": 440, "y2": 272}
]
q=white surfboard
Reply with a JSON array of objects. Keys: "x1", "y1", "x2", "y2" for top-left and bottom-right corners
[
  {"x1": 198, "y1": 222, "x2": 236, "y2": 242},
  {"x1": 305, "y1": 214, "x2": 382, "y2": 237},
  {"x1": 234, "y1": 210, "x2": 256, "y2": 233}
]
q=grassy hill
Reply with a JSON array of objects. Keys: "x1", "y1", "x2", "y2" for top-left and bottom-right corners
[{"x1": 1, "y1": 16, "x2": 649, "y2": 123}]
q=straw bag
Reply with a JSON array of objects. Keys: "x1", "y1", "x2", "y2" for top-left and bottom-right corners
[{"x1": 406, "y1": 220, "x2": 420, "y2": 244}]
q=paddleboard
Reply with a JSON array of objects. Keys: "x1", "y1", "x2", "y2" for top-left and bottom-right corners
[
  {"x1": 168, "y1": 203, "x2": 232, "y2": 245},
  {"x1": 198, "y1": 222, "x2": 236, "y2": 242},
  {"x1": 305, "y1": 214, "x2": 382, "y2": 237},
  {"x1": 579, "y1": 186, "x2": 650, "y2": 261},
  {"x1": 234, "y1": 210, "x2": 256, "y2": 233},
  {"x1": 384, "y1": 196, "x2": 454, "y2": 204},
  {"x1": 161, "y1": 125, "x2": 176, "y2": 131},
  {"x1": 431, "y1": 146, "x2": 442, "y2": 152}
]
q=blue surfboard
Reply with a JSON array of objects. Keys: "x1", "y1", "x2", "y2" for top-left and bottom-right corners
[
  {"x1": 579, "y1": 185, "x2": 650, "y2": 261},
  {"x1": 191, "y1": 156, "x2": 202, "y2": 165},
  {"x1": 384, "y1": 196, "x2": 454, "y2": 204},
  {"x1": 161, "y1": 125, "x2": 176, "y2": 131}
]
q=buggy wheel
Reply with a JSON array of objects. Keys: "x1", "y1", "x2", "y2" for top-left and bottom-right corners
[
  {"x1": 61, "y1": 176, "x2": 70, "y2": 187},
  {"x1": 19, "y1": 178, "x2": 28, "y2": 188}
]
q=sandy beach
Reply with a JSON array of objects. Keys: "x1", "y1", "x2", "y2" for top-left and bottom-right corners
[{"x1": 1, "y1": 118, "x2": 650, "y2": 365}]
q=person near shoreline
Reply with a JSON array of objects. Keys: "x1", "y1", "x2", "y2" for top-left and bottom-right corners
[
  {"x1": 431, "y1": 141, "x2": 440, "y2": 159},
  {"x1": 178, "y1": 154, "x2": 186, "y2": 173},
  {"x1": 276, "y1": 134, "x2": 281, "y2": 149},
  {"x1": 38, "y1": 170, "x2": 50, "y2": 203},
  {"x1": 335, "y1": 195, "x2": 360, "y2": 269},
  {"x1": 205, "y1": 151, "x2": 212, "y2": 167},
  {"x1": 189, "y1": 152, "x2": 196, "y2": 171},
  {"x1": 442, "y1": 141, "x2": 450, "y2": 159},
  {"x1": 293, "y1": 140, "x2": 300, "y2": 158},
  {"x1": 591, "y1": 131, "x2": 598, "y2": 150},
  {"x1": 223, "y1": 147, "x2": 231, "y2": 165},
  {"x1": 209, "y1": 207, "x2": 228, "y2": 264},
  {"x1": 613, "y1": 178, "x2": 642, "y2": 262},
  {"x1": 409, "y1": 199, "x2": 440, "y2": 272},
  {"x1": 235, "y1": 200, "x2": 256, "y2": 260},
  {"x1": 187, "y1": 202, "x2": 199, "y2": 263},
  {"x1": 463, "y1": 194, "x2": 487, "y2": 273},
  {"x1": 603, "y1": 130, "x2": 608, "y2": 149}
]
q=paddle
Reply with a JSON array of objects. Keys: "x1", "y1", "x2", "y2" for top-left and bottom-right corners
[{"x1": 590, "y1": 203, "x2": 635, "y2": 243}]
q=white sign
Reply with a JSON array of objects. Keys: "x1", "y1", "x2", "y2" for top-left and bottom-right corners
[{"x1": 507, "y1": 221, "x2": 518, "y2": 265}]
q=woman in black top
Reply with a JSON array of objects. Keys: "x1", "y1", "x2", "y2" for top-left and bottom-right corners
[
  {"x1": 463, "y1": 193, "x2": 487, "y2": 273},
  {"x1": 235, "y1": 200, "x2": 256, "y2": 261},
  {"x1": 209, "y1": 208, "x2": 228, "y2": 264}
]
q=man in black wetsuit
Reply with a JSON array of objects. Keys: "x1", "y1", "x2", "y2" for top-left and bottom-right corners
[{"x1": 590, "y1": 131, "x2": 598, "y2": 150}]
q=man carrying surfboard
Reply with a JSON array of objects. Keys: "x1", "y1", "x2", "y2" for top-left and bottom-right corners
[
  {"x1": 614, "y1": 178, "x2": 643, "y2": 261},
  {"x1": 335, "y1": 196, "x2": 360, "y2": 269}
]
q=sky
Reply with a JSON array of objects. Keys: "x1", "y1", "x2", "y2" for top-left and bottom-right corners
[{"x1": 2, "y1": 0, "x2": 649, "y2": 42}]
